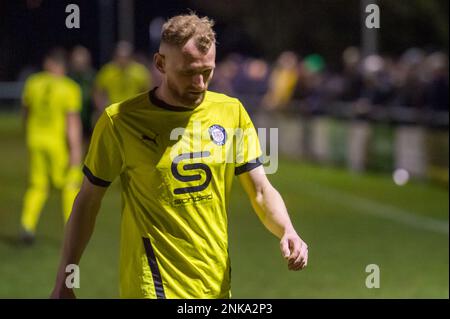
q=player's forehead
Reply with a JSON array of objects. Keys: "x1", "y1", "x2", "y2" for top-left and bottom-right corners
[{"x1": 178, "y1": 39, "x2": 216, "y2": 70}]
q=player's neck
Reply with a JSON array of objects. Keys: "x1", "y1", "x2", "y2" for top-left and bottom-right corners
[
  {"x1": 45, "y1": 68, "x2": 65, "y2": 77},
  {"x1": 155, "y1": 85, "x2": 197, "y2": 110},
  {"x1": 46, "y1": 72, "x2": 65, "y2": 78}
]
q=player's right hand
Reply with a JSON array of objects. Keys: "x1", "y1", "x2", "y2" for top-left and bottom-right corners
[{"x1": 280, "y1": 231, "x2": 308, "y2": 271}]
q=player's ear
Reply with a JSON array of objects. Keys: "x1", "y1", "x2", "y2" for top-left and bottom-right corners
[{"x1": 154, "y1": 52, "x2": 165, "y2": 74}]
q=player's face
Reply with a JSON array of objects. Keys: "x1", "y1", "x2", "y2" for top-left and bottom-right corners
[
  {"x1": 163, "y1": 39, "x2": 216, "y2": 107},
  {"x1": 43, "y1": 58, "x2": 66, "y2": 76}
]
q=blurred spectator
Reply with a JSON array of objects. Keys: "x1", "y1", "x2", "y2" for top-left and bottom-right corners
[
  {"x1": 340, "y1": 46, "x2": 363, "y2": 102},
  {"x1": 135, "y1": 50, "x2": 163, "y2": 90},
  {"x1": 69, "y1": 45, "x2": 96, "y2": 150},
  {"x1": 234, "y1": 58, "x2": 269, "y2": 95},
  {"x1": 209, "y1": 53, "x2": 242, "y2": 96},
  {"x1": 392, "y1": 48, "x2": 427, "y2": 109},
  {"x1": 262, "y1": 51, "x2": 300, "y2": 110},
  {"x1": 233, "y1": 57, "x2": 269, "y2": 111},
  {"x1": 424, "y1": 51, "x2": 449, "y2": 111},
  {"x1": 359, "y1": 54, "x2": 394, "y2": 107},
  {"x1": 93, "y1": 41, "x2": 151, "y2": 114},
  {"x1": 292, "y1": 54, "x2": 327, "y2": 114}
]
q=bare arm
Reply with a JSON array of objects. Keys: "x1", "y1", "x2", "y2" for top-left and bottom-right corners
[
  {"x1": 50, "y1": 178, "x2": 107, "y2": 298},
  {"x1": 66, "y1": 112, "x2": 83, "y2": 166},
  {"x1": 239, "y1": 165, "x2": 308, "y2": 271}
]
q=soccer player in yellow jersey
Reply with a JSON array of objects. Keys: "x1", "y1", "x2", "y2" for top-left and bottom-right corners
[
  {"x1": 93, "y1": 41, "x2": 151, "y2": 112},
  {"x1": 51, "y1": 14, "x2": 308, "y2": 299},
  {"x1": 20, "y1": 49, "x2": 83, "y2": 244}
]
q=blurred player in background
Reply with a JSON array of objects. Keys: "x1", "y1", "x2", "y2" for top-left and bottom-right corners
[
  {"x1": 20, "y1": 48, "x2": 83, "y2": 245},
  {"x1": 69, "y1": 45, "x2": 96, "y2": 153},
  {"x1": 93, "y1": 41, "x2": 151, "y2": 115},
  {"x1": 262, "y1": 51, "x2": 300, "y2": 110},
  {"x1": 51, "y1": 13, "x2": 307, "y2": 299}
]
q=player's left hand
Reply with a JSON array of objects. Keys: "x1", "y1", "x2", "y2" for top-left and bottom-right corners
[{"x1": 280, "y1": 231, "x2": 308, "y2": 271}]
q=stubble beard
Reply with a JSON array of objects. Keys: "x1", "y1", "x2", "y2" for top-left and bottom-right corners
[{"x1": 167, "y1": 80, "x2": 205, "y2": 108}]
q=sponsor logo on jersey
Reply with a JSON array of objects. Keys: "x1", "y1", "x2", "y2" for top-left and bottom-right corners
[{"x1": 173, "y1": 193, "x2": 213, "y2": 206}]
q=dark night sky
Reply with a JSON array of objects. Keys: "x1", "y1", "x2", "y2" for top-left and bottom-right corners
[
  {"x1": 0, "y1": 0, "x2": 448, "y2": 80},
  {"x1": 0, "y1": 0, "x2": 214, "y2": 80}
]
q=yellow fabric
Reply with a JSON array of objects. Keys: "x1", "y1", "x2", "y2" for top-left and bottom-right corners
[
  {"x1": 23, "y1": 72, "x2": 81, "y2": 146},
  {"x1": 84, "y1": 90, "x2": 262, "y2": 298},
  {"x1": 267, "y1": 68, "x2": 298, "y2": 106},
  {"x1": 62, "y1": 166, "x2": 83, "y2": 222},
  {"x1": 21, "y1": 144, "x2": 73, "y2": 232},
  {"x1": 94, "y1": 62, "x2": 151, "y2": 104},
  {"x1": 21, "y1": 72, "x2": 82, "y2": 232}
]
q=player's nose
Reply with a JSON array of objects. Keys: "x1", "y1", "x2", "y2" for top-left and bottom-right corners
[{"x1": 191, "y1": 74, "x2": 206, "y2": 91}]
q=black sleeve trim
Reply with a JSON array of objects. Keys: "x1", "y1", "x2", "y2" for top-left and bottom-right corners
[
  {"x1": 82, "y1": 165, "x2": 112, "y2": 187},
  {"x1": 235, "y1": 157, "x2": 263, "y2": 175}
]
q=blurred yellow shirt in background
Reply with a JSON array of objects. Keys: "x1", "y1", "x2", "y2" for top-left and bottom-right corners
[{"x1": 95, "y1": 62, "x2": 151, "y2": 104}]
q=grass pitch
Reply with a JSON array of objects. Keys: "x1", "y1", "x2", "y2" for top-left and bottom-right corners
[{"x1": 0, "y1": 112, "x2": 448, "y2": 298}]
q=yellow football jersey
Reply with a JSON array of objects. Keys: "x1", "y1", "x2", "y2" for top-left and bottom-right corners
[
  {"x1": 84, "y1": 88, "x2": 262, "y2": 298},
  {"x1": 22, "y1": 71, "x2": 81, "y2": 146},
  {"x1": 94, "y1": 61, "x2": 151, "y2": 104}
]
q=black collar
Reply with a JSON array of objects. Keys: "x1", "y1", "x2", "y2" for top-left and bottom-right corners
[{"x1": 149, "y1": 87, "x2": 196, "y2": 112}]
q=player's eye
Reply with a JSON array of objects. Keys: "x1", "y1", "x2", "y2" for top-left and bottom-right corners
[
  {"x1": 179, "y1": 70, "x2": 193, "y2": 76},
  {"x1": 203, "y1": 69, "x2": 212, "y2": 79}
]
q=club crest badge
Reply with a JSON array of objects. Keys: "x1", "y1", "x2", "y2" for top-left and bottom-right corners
[{"x1": 208, "y1": 124, "x2": 227, "y2": 146}]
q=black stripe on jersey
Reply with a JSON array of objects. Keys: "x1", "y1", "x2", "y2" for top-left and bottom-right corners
[
  {"x1": 142, "y1": 237, "x2": 166, "y2": 299},
  {"x1": 82, "y1": 165, "x2": 111, "y2": 187},
  {"x1": 149, "y1": 87, "x2": 194, "y2": 112},
  {"x1": 234, "y1": 157, "x2": 263, "y2": 175}
]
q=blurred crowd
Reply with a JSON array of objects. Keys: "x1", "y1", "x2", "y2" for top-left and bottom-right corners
[
  {"x1": 15, "y1": 44, "x2": 449, "y2": 239},
  {"x1": 209, "y1": 47, "x2": 449, "y2": 118},
  {"x1": 19, "y1": 44, "x2": 449, "y2": 135}
]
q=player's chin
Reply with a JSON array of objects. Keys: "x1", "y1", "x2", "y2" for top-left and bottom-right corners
[{"x1": 185, "y1": 91, "x2": 205, "y2": 104}]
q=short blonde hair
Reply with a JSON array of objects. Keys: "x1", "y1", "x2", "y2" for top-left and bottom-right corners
[{"x1": 161, "y1": 13, "x2": 216, "y2": 53}]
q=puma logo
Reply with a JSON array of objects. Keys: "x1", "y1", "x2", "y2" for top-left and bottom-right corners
[{"x1": 142, "y1": 134, "x2": 158, "y2": 146}]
